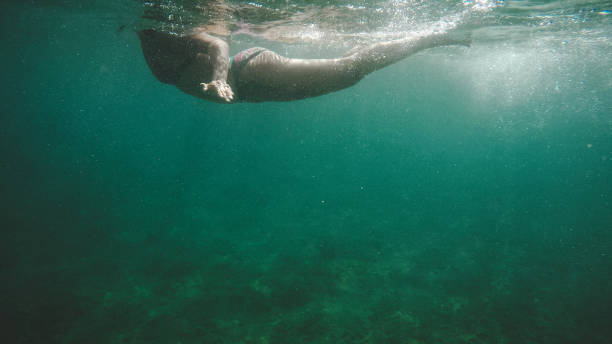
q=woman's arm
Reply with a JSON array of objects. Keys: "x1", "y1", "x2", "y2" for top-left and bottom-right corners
[
  {"x1": 182, "y1": 31, "x2": 234, "y2": 102},
  {"x1": 192, "y1": 31, "x2": 230, "y2": 82}
]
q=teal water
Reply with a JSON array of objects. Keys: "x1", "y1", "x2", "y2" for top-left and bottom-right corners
[{"x1": 1, "y1": 1, "x2": 611, "y2": 343}]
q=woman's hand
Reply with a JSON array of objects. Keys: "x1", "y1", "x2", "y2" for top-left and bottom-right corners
[{"x1": 200, "y1": 80, "x2": 234, "y2": 102}]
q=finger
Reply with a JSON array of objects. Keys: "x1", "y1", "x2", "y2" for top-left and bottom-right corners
[
  {"x1": 223, "y1": 91, "x2": 232, "y2": 102},
  {"x1": 223, "y1": 89, "x2": 233, "y2": 102},
  {"x1": 218, "y1": 88, "x2": 227, "y2": 100}
]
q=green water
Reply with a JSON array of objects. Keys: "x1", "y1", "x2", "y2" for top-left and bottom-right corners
[{"x1": 1, "y1": 1, "x2": 611, "y2": 343}]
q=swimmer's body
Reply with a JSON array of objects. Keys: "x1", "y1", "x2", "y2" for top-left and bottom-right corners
[{"x1": 138, "y1": 28, "x2": 468, "y2": 103}]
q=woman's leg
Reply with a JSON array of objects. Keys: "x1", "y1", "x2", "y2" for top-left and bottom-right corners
[
  {"x1": 236, "y1": 31, "x2": 467, "y2": 102},
  {"x1": 235, "y1": 51, "x2": 361, "y2": 102},
  {"x1": 347, "y1": 32, "x2": 468, "y2": 76}
]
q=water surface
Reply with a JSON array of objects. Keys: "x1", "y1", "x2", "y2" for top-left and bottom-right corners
[{"x1": 1, "y1": 1, "x2": 611, "y2": 343}]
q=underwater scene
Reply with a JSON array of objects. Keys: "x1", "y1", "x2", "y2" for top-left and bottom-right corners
[{"x1": 1, "y1": 0, "x2": 611, "y2": 343}]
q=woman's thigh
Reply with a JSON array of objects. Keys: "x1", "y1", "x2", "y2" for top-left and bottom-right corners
[{"x1": 237, "y1": 51, "x2": 361, "y2": 101}]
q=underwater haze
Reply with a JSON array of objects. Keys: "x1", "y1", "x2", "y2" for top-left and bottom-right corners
[{"x1": 1, "y1": 0, "x2": 611, "y2": 343}]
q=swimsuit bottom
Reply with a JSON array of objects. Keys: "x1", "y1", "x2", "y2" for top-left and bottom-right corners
[{"x1": 230, "y1": 47, "x2": 267, "y2": 77}]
